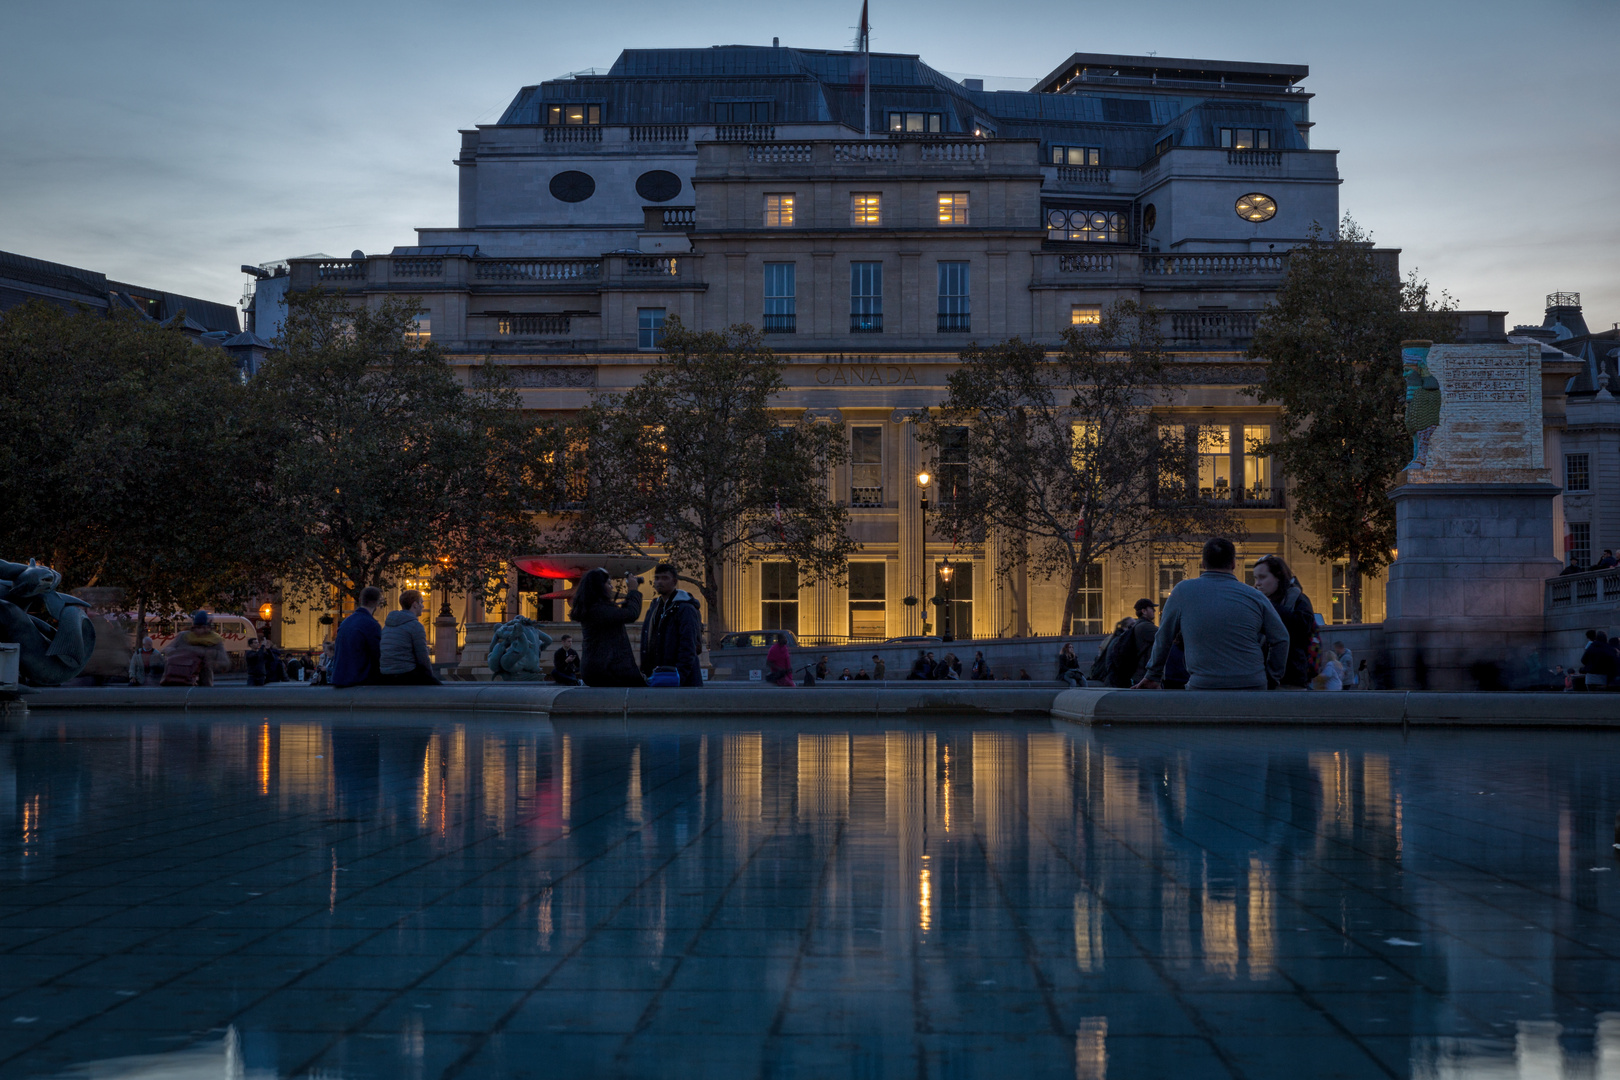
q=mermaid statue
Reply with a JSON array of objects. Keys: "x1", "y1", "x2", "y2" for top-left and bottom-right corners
[
  {"x1": 0, "y1": 560, "x2": 96, "y2": 686},
  {"x1": 1402, "y1": 340, "x2": 1441, "y2": 470},
  {"x1": 486, "y1": 616, "x2": 553, "y2": 681}
]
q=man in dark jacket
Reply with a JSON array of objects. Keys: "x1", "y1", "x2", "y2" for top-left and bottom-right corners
[
  {"x1": 331, "y1": 586, "x2": 383, "y2": 688},
  {"x1": 1125, "y1": 598, "x2": 1158, "y2": 685},
  {"x1": 551, "y1": 634, "x2": 580, "y2": 685},
  {"x1": 638, "y1": 564, "x2": 703, "y2": 686}
]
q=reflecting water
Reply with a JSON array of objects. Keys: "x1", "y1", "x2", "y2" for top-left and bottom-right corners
[{"x1": 1, "y1": 716, "x2": 1618, "y2": 1079}]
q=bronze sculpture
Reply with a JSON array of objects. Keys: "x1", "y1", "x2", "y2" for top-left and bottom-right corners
[{"x1": 0, "y1": 560, "x2": 97, "y2": 685}]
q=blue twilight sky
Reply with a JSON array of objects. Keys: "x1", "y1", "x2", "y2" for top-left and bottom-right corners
[{"x1": 1, "y1": 0, "x2": 1615, "y2": 329}]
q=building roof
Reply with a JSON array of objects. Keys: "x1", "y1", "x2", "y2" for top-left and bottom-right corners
[{"x1": 1030, "y1": 52, "x2": 1309, "y2": 95}]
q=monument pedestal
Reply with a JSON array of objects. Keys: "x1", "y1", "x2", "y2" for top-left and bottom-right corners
[{"x1": 1383, "y1": 482, "x2": 1561, "y2": 690}]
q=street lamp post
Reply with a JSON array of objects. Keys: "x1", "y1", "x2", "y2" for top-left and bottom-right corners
[
  {"x1": 916, "y1": 471, "x2": 931, "y2": 636},
  {"x1": 939, "y1": 560, "x2": 954, "y2": 643}
]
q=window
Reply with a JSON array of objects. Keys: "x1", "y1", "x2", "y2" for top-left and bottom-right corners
[
  {"x1": 1154, "y1": 136, "x2": 1174, "y2": 156},
  {"x1": 1219, "y1": 128, "x2": 1270, "y2": 150},
  {"x1": 715, "y1": 100, "x2": 772, "y2": 124},
  {"x1": 764, "y1": 194, "x2": 795, "y2": 228},
  {"x1": 763, "y1": 263, "x2": 796, "y2": 334},
  {"x1": 1569, "y1": 522, "x2": 1592, "y2": 568},
  {"x1": 937, "y1": 426, "x2": 969, "y2": 507},
  {"x1": 547, "y1": 104, "x2": 602, "y2": 125},
  {"x1": 851, "y1": 262, "x2": 882, "y2": 332},
  {"x1": 404, "y1": 313, "x2": 431, "y2": 344},
  {"x1": 1198, "y1": 426, "x2": 1233, "y2": 501},
  {"x1": 1071, "y1": 305, "x2": 1101, "y2": 326},
  {"x1": 937, "y1": 192, "x2": 969, "y2": 225},
  {"x1": 1331, "y1": 562, "x2": 1353, "y2": 625},
  {"x1": 1157, "y1": 424, "x2": 1190, "y2": 500},
  {"x1": 1051, "y1": 146, "x2": 1101, "y2": 166},
  {"x1": 1046, "y1": 208, "x2": 1128, "y2": 243},
  {"x1": 1071, "y1": 563, "x2": 1103, "y2": 636},
  {"x1": 848, "y1": 562, "x2": 886, "y2": 639},
  {"x1": 761, "y1": 562, "x2": 799, "y2": 634},
  {"x1": 1566, "y1": 453, "x2": 1591, "y2": 492},
  {"x1": 1158, "y1": 562, "x2": 1187, "y2": 609},
  {"x1": 937, "y1": 262, "x2": 970, "y2": 332},
  {"x1": 851, "y1": 426, "x2": 883, "y2": 506},
  {"x1": 637, "y1": 307, "x2": 665, "y2": 350},
  {"x1": 935, "y1": 561, "x2": 972, "y2": 639},
  {"x1": 888, "y1": 111, "x2": 942, "y2": 133},
  {"x1": 1244, "y1": 425, "x2": 1272, "y2": 500},
  {"x1": 851, "y1": 193, "x2": 882, "y2": 227}
]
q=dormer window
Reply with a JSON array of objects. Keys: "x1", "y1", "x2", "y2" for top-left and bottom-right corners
[
  {"x1": 1053, "y1": 146, "x2": 1101, "y2": 166},
  {"x1": 1219, "y1": 128, "x2": 1270, "y2": 150},
  {"x1": 547, "y1": 104, "x2": 602, "y2": 125},
  {"x1": 888, "y1": 111, "x2": 943, "y2": 134}
]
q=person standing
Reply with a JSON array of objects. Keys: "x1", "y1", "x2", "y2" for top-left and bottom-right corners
[
  {"x1": 379, "y1": 590, "x2": 443, "y2": 685},
  {"x1": 872, "y1": 654, "x2": 886, "y2": 680},
  {"x1": 765, "y1": 632, "x2": 795, "y2": 686},
  {"x1": 815, "y1": 655, "x2": 831, "y2": 682},
  {"x1": 1136, "y1": 538, "x2": 1289, "y2": 691},
  {"x1": 572, "y1": 569, "x2": 647, "y2": 687},
  {"x1": 550, "y1": 634, "x2": 581, "y2": 685},
  {"x1": 1252, "y1": 555, "x2": 1319, "y2": 688},
  {"x1": 331, "y1": 587, "x2": 384, "y2": 688},
  {"x1": 638, "y1": 563, "x2": 704, "y2": 686}
]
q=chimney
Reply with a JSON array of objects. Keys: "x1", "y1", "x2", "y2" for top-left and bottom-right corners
[{"x1": 772, "y1": 37, "x2": 779, "y2": 47}]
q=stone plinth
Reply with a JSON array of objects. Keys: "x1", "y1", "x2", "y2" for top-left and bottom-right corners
[{"x1": 1383, "y1": 483, "x2": 1561, "y2": 689}]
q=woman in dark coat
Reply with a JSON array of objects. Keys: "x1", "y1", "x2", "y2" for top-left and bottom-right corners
[
  {"x1": 570, "y1": 568, "x2": 647, "y2": 688},
  {"x1": 1252, "y1": 554, "x2": 1317, "y2": 688}
]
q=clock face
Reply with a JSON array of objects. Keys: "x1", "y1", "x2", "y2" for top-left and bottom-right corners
[{"x1": 1236, "y1": 193, "x2": 1277, "y2": 222}]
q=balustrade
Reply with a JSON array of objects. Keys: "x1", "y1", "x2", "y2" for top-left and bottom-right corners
[
  {"x1": 316, "y1": 260, "x2": 365, "y2": 281},
  {"x1": 833, "y1": 142, "x2": 898, "y2": 162},
  {"x1": 1143, "y1": 253, "x2": 1284, "y2": 276},
  {"x1": 661, "y1": 207, "x2": 695, "y2": 228},
  {"x1": 392, "y1": 258, "x2": 442, "y2": 278},
  {"x1": 719, "y1": 125, "x2": 776, "y2": 142},
  {"x1": 1056, "y1": 166, "x2": 1112, "y2": 183},
  {"x1": 919, "y1": 141, "x2": 986, "y2": 162},
  {"x1": 1057, "y1": 253, "x2": 1113, "y2": 273},
  {"x1": 543, "y1": 127, "x2": 602, "y2": 143},
  {"x1": 746, "y1": 143, "x2": 811, "y2": 163},
  {"x1": 623, "y1": 256, "x2": 679, "y2": 277},
  {"x1": 1227, "y1": 150, "x2": 1282, "y2": 167},
  {"x1": 630, "y1": 125, "x2": 688, "y2": 142},
  {"x1": 474, "y1": 259, "x2": 601, "y2": 282},
  {"x1": 496, "y1": 314, "x2": 571, "y2": 336}
]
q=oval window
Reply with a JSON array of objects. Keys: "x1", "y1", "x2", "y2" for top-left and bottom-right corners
[
  {"x1": 549, "y1": 171, "x2": 596, "y2": 203},
  {"x1": 635, "y1": 170, "x2": 682, "y2": 203}
]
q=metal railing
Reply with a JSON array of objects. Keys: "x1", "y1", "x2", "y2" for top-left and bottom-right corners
[
  {"x1": 719, "y1": 125, "x2": 776, "y2": 142},
  {"x1": 544, "y1": 127, "x2": 602, "y2": 143},
  {"x1": 1057, "y1": 253, "x2": 1113, "y2": 273},
  {"x1": 850, "y1": 313, "x2": 883, "y2": 333},
  {"x1": 475, "y1": 259, "x2": 601, "y2": 282},
  {"x1": 746, "y1": 142, "x2": 811, "y2": 163},
  {"x1": 834, "y1": 142, "x2": 899, "y2": 162},
  {"x1": 762, "y1": 313, "x2": 796, "y2": 334},
  {"x1": 850, "y1": 485, "x2": 884, "y2": 507},
  {"x1": 623, "y1": 256, "x2": 679, "y2": 276},
  {"x1": 1228, "y1": 150, "x2": 1282, "y2": 167},
  {"x1": 937, "y1": 312, "x2": 971, "y2": 333},
  {"x1": 316, "y1": 260, "x2": 365, "y2": 281},
  {"x1": 496, "y1": 314, "x2": 571, "y2": 336},
  {"x1": 392, "y1": 257, "x2": 442, "y2": 278},
  {"x1": 1546, "y1": 568, "x2": 1620, "y2": 610},
  {"x1": 631, "y1": 125, "x2": 688, "y2": 142},
  {"x1": 1143, "y1": 254, "x2": 1284, "y2": 276},
  {"x1": 1056, "y1": 166, "x2": 1112, "y2": 183}
]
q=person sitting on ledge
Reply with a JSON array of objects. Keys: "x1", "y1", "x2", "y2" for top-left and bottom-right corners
[
  {"x1": 1596, "y1": 549, "x2": 1618, "y2": 571},
  {"x1": 854, "y1": 666, "x2": 871, "y2": 680},
  {"x1": 550, "y1": 634, "x2": 581, "y2": 685},
  {"x1": 1560, "y1": 560, "x2": 1585, "y2": 576},
  {"x1": 331, "y1": 586, "x2": 384, "y2": 688},
  {"x1": 379, "y1": 589, "x2": 442, "y2": 685},
  {"x1": 839, "y1": 667, "x2": 854, "y2": 681},
  {"x1": 1134, "y1": 538, "x2": 1289, "y2": 691}
]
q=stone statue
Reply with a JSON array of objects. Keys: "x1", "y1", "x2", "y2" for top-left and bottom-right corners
[
  {"x1": 0, "y1": 560, "x2": 97, "y2": 685},
  {"x1": 1402, "y1": 339, "x2": 1441, "y2": 470},
  {"x1": 486, "y1": 616, "x2": 553, "y2": 681}
]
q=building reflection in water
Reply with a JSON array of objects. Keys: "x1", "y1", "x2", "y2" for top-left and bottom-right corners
[{"x1": 4, "y1": 720, "x2": 1620, "y2": 1079}]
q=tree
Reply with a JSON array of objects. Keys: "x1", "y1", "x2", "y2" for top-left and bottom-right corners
[
  {"x1": 0, "y1": 300, "x2": 268, "y2": 631},
  {"x1": 252, "y1": 290, "x2": 541, "y2": 608},
  {"x1": 1248, "y1": 215, "x2": 1455, "y2": 622},
  {"x1": 921, "y1": 301, "x2": 1240, "y2": 634},
  {"x1": 556, "y1": 319, "x2": 855, "y2": 645}
]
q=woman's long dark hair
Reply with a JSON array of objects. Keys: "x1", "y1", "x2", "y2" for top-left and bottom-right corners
[
  {"x1": 569, "y1": 568, "x2": 613, "y2": 622},
  {"x1": 1253, "y1": 554, "x2": 1295, "y2": 597}
]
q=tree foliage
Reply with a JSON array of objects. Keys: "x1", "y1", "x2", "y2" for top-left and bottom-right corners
[
  {"x1": 922, "y1": 301, "x2": 1240, "y2": 633},
  {"x1": 252, "y1": 290, "x2": 541, "y2": 606},
  {"x1": 555, "y1": 319, "x2": 855, "y2": 644},
  {"x1": 1248, "y1": 215, "x2": 1455, "y2": 622},
  {"x1": 0, "y1": 300, "x2": 267, "y2": 616}
]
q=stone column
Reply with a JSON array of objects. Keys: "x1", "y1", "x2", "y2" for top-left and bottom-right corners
[{"x1": 897, "y1": 415, "x2": 924, "y2": 635}]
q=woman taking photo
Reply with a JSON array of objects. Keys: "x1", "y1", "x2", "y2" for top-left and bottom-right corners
[
  {"x1": 1252, "y1": 554, "x2": 1318, "y2": 688},
  {"x1": 570, "y1": 568, "x2": 647, "y2": 687}
]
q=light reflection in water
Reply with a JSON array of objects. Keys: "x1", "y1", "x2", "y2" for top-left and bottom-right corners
[{"x1": 3, "y1": 720, "x2": 1618, "y2": 1080}]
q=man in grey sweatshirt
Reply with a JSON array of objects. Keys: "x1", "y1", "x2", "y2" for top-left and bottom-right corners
[
  {"x1": 1137, "y1": 538, "x2": 1289, "y2": 690},
  {"x1": 379, "y1": 589, "x2": 442, "y2": 685}
]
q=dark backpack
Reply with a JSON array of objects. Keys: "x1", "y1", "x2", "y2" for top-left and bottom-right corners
[
  {"x1": 1088, "y1": 636, "x2": 1117, "y2": 681},
  {"x1": 160, "y1": 651, "x2": 205, "y2": 686},
  {"x1": 1105, "y1": 629, "x2": 1139, "y2": 687}
]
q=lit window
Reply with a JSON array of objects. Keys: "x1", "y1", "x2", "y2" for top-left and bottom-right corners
[
  {"x1": 1197, "y1": 426, "x2": 1233, "y2": 500},
  {"x1": 851, "y1": 427, "x2": 883, "y2": 505},
  {"x1": 1566, "y1": 453, "x2": 1590, "y2": 492},
  {"x1": 1331, "y1": 562, "x2": 1353, "y2": 624},
  {"x1": 1244, "y1": 425, "x2": 1272, "y2": 500},
  {"x1": 764, "y1": 194, "x2": 795, "y2": 227},
  {"x1": 937, "y1": 192, "x2": 969, "y2": 226},
  {"x1": 851, "y1": 193, "x2": 882, "y2": 226},
  {"x1": 637, "y1": 307, "x2": 665, "y2": 350},
  {"x1": 1220, "y1": 127, "x2": 1269, "y2": 149},
  {"x1": 1070, "y1": 305, "x2": 1100, "y2": 326},
  {"x1": 1051, "y1": 146, "x2": 1101, "y2": 166},
  {"x1": 404, "y1": 313, "x2": 431, "y2": 344},
  {"x1": 1158, "y1": 563, "x2": 1186, "y2": 609},
  {"x1": 764, "y1": 263, "x2": 796, "y2": 334},
  {"x1": 548, "y1": 104, "x2": 602, "y2": 125},
  {"x1": 848, "y1": 561, "x2": 886, "y2": 638},
  {"x1": 761, "y1": 562, "x2": 799, "y2": 634},
  {"x1": 1071, "y1": 563, "x2": 1103, "y2": 635},
  {"x1": 1046, "y1": 208, "x2": 1127, "y2": 243},
  {"x1": 888, "y1": 111, "x2": 943, "y2": 133}
]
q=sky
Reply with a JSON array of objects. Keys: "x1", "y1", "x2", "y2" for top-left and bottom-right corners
[{"x1": 2, "y1": 0, "x2": 1616, "y2": 330}]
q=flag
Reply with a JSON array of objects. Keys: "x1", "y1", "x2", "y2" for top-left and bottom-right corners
[
  {"x1": 858, "y1": 0, "x2": 869, "y2": 49},
  {"x1": 642, "y1": 522, "x2": 657, "y2": 544},
  {"x1": 1074, "y1": 517, "x2": 1088, "y2": 540}
]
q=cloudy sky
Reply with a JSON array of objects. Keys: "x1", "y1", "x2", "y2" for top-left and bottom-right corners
[{"x1": 2, "y1": 0, "x2": 1615, "y2": 329}]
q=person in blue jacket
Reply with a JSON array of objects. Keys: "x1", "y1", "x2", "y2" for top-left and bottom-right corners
[{"x1": 330, "y1": 586, "x2": 383, "y2": 688}]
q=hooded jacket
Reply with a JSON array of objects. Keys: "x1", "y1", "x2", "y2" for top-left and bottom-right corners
[
  {"x1": 165, "y1": 629, "x2": 230, "y2": 686},
  {"x1": 380, "y1": 610, "x2": 433, "y2": 675},
  {"x1": 639, "y1": 589, "x2": 703, "y2": 686}
]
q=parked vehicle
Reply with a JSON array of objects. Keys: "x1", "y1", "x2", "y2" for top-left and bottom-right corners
[{"x1": 142, "y1": 613, "x2": 259, "y2": 671}]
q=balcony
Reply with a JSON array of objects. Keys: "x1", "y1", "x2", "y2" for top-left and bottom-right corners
[
  {"x1": 850, "y1": 313, "x2": 883, "y2": 333},
  {"x1": 1144, "y1": 253, "x2": 1285, "y2": 276},
  {"x1": 850, "y1": 485, "x2": 884, "y2": 507},
  {"x1": 496, "y1": 314, "x2": 572, "y2": 336},
  {"x1": 316, "y1": 260, "x2": 366, "y2": 281},
  {"x1": 1546, "y1": 567, "x2": 1620, "y2": 611},
  {"x1": 762, "y1": 313, "x2": 796, "y2": 334},
  {"x1": 1165, "y1": 309, "x2": 1261, "y2": 347},
  {"x1": 937, "y1": 312, "x2": 971, "y2": 333},
  {"x1": 391, "y1": 257, "x2": 443, "y2": 279},
  {"x1": 475, "y1": 259, "x2": 601, "y2": 282}
]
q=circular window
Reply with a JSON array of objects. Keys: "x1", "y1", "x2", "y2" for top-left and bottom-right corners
[
  {"x1": 549, "y1": 170, "x2": 595, "y2": 203},
  {"x1": 1235, "y1": 193, "x2": 1277, "y2": 222},
  {"x1": 1142, "y1": 203, "x2": 1157, "y2": 232},
  {"x1": 635, "y1": 170, "x2": 682, "y2": 203}
]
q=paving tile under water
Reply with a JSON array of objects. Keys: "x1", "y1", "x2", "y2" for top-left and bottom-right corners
[{"x1": 1, "y1": 715, "x2": 1618, "y2": 1078}]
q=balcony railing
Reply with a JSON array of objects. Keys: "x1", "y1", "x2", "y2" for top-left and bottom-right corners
[
  {"x1": 920, "y1": 141, "x2": 986, "y2": 162},
  {"x1": 762, "y1": 313, "x2": 796, "y2": 334},
  {"x1": 833, "y1": 142, "x2": 899, "y2": 163},
  {"x1": 1227, "y1": 150, "x2": 1282, "y2": 167},
  {"x1": 1143, "y1": 253, "x2": 1284, "y2": 276},
  {"x1": 1168, "y1": 310, "x2": 1260, "y2": 341},
  {"x1": 850, "y1": 313, "x2": 883, "y2": 333},
  {"x1": 1240, "y1": 486, "x2": 1286, "y2": 509},
  {"x1": 661, "y1": 207, "x2": 695, "y2": 228},
  {"x1": 630, "y1": 125, "x2": 688, "y2": 142},
  {"x1": 1157, "y1": 485, "x2": 1284, "y2": 508},
  {"x1": 1056, "y1": 166, "x2": 1112, "y2": 183},
  {"x1": 718, "y1": 124, "x2": 777, "y2": 142},
  {"x1": 475, "y1": 259, "x2": 601, "y2": 282},
  {"x1": 746, "y1": 142, "x2": 811, "y2": 163},
  {"x1": 937, "y1": 312, "x2": 971, "y2": 333},
  {"x1": 543, "y1": 127, "x2": 602, "y2": 143},
  {"x1": 1546, "y1": 568, "x2": 1620, "y2": 610},
  {"x1": 317, "y1": 260, "x2": 365, "y2": 281},
  {"x1": 392, "y1": 257, "x2": 442, "y2": 278},
  {"x1": 496, "y1": 314, "x2": 571, "y2": 336},
  {"x1": 623, "y1": 256, "x2": 679, "y2": 276},
  {"x1": 1057, "y1": 253, "x2": 1114, "y2": 273},
  {"x1": 850, "y1": 485, "x2": 884, "y2": 507}
]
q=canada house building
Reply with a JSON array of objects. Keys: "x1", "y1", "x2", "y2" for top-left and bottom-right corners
[{"x1": 266, "y1": 43, "x2": 1412, "y2": 644}]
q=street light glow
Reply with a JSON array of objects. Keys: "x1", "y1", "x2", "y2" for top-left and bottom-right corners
[{"x1": 917, "y1": 471, "x2": 931, "y2": 488}]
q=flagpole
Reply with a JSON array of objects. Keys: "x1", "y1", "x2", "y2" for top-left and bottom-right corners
[{"x1": 862, "y1": 2, "x2": 871, "y2": 139}]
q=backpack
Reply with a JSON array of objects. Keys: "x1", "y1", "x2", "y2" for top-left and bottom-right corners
[
  {"x1": 1105, "y1": 629, "x2": 1139, "y2": 687},
  {"x1": 160, "y1": 651, "x2": 205, "y2": 686},
  {"x1": 1088, "y1": 637, "x2": 1117, "y2": 682}
]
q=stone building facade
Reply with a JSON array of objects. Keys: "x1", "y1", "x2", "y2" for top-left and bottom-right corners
[{"x1": 262, "y1": 45, "x2": 1503, "y2": 648}]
